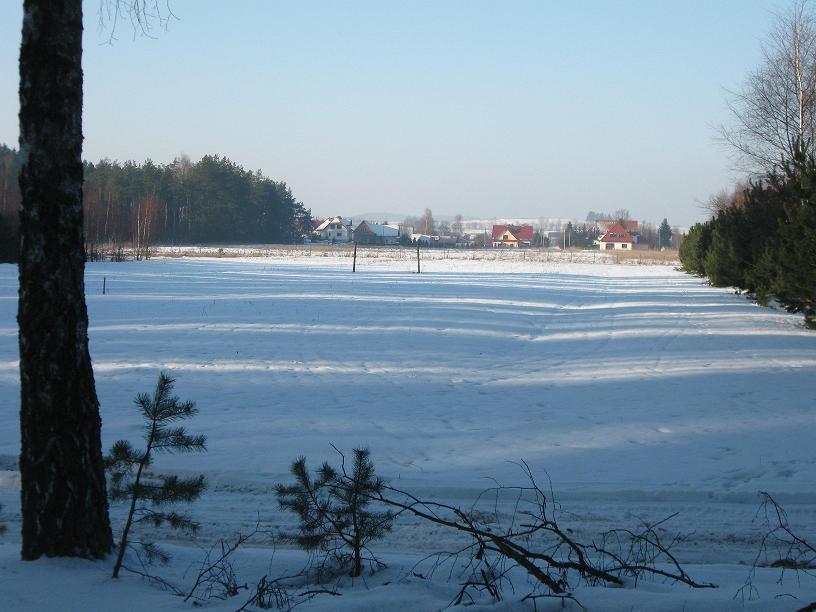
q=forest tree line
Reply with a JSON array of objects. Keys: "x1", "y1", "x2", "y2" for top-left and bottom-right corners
[
  {"x1": 682, "y1": 2, "x2": 816, "y2": 329},
  {"x1": 0, "y1": 144, "x2": 312, "y2": 262},
  {"x1": 680, "y1": 156, "x2": 815, "y2": 328}
]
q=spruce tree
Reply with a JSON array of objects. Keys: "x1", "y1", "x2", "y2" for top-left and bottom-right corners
[
  {"x1": 276, "y1": 448, "x2": 393, "y2": 579},
  {"x1": 658, "y1": 218, "x2": 672, "y2": 249},
  {"x1": 105, "y1": 372, "x2": 206, "y2": 578}
]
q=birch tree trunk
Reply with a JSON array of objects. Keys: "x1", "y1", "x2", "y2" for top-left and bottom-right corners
[{"x1": 18, "y1": 0, "x2": 112, "y2": 560}]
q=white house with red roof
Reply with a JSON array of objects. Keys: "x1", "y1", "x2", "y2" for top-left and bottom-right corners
[
  {"x1": 597, "y1": 221, "x2": 634, "y2": 250},
  {"x1": 492, "y1": 224, "x2": 533, "y2": 248}
]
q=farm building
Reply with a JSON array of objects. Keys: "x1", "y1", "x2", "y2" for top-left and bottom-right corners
[{"x1": 353, "y1": 221, "x2": 400, "y2": 245}]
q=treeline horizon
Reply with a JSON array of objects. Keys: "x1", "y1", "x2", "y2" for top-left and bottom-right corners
[{"x1": 0, "y1": 144, "x2": 312, "y2": 261}]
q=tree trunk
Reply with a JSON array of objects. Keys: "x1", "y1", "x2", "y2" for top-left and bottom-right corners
[
  {"x1": 352, "y1": 541, "x2": 362, "y2": 578},
  {"x1": 18, "y1": 0, "x2": 112, "y2": 560}
]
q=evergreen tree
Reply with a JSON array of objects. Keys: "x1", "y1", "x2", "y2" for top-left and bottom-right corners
[
  {"x1": 703, "y1": 209, "x2": 747, "y2": 288},
  {"x1": 564, "y1": 221, "x2": 574, "y2": 248},
  {"x1": 681, "y1": 154, "x2": 815, "y2": 328},
  {"x1": 679, "y1": 223, "x2": 712, "y2": 275},
  {"x1": 276, "y1": 448, "x2": 393, "y2": 579},
  {"x1": 772, "y1": 185, "x2": 816, "y2": 328},
  {"x1": 658, "y1": 218, "x2": 672, "y2": 249},
  {"x1": 736, "y1": 175, "x2": 787, "y2": 297},
  {"x1": 531, "y1": 231, "x2": 546, "y2": 247},
  {"x1": 0, "y1": 214, "x2": 17, "y2": 263},
  {"x1": 105, "y1": 373, "x2": 206, "y2": 578}
]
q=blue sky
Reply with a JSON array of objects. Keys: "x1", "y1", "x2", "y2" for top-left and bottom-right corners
[{"x1": 0, "y1": 1, "x2": 792, "y2": 225}]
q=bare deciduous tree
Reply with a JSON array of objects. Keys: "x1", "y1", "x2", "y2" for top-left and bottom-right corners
[
  {"x1": 721, "y1": 0, "x2": 816, "y2": 172},
  {"x1": 420, "y1": 208, "x2": 435, "y2": 235},
  {"x1": 452, "y1": 213, "x2": 464, "y2": 237},
  {"x1": 706, "y1": 180, "x2": 749, "y2": 216},
  {"x1": 614, "y1": 208, "x2": 631, "y2": 222}
]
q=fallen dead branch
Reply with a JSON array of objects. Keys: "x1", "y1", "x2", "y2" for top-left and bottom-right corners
[
  {"x1": 356, "y1": 460, "x2": 716, "y2": 605},
  {"x1": 737, "y1": 492, "x2": 816, "y2": 607}
]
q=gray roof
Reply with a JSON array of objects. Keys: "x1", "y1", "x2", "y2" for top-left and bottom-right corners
[{"x1": 358, "y1": 221, "x2": 399, "y2": 237}]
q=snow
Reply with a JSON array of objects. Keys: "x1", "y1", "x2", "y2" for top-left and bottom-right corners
[{"x1": 0, "y1": 250, "x2": 815, "y2": 610}]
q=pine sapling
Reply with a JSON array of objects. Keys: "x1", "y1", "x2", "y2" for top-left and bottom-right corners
[
  {"x1": 106, "y1": 372, "x2": 206, "y2": 578},
  {"x1": 276, "y1": 447, "x2": 393, "y2": 579}
]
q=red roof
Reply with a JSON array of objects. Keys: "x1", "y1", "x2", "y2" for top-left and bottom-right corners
[
  {"x1": 599, "y1": 221, "x2": 634, "y2": 243},
  {"x1": 597, "y1": 219, "x2": 638, "y2": 233},
  {"x1": 492, "y1": 224, "x2": 534, "y2": 241}
]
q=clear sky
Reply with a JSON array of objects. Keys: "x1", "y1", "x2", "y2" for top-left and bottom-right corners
[{"x1": 0, "y1": 0, "x2": 793, "y2": 226}]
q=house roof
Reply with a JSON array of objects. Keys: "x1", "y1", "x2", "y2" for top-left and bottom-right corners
[
  {"x1": 356, "y1": 221, "x2": 399, "y2": 237},
  {"x1": 596, "y1": 219, "x2": 638, "y2": 233},
  {"x1": 491, "y1": 224, "x2": 534, "y2": 241},
  {"x1": 599, "y1": 221, "x2": 634, "y2": 243},
  {"x1": 314, "y1": 216, "x2": 351, "y2": 232}
]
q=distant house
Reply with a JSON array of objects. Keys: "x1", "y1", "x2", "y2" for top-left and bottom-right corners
[
  {"x1": 314, "y1": 216, "x2": 353, "y2": 243},
  {"x1": 492, "y1": 224, "x2": 533, "y2": 248},
  {"x1": 597, "y1": 221, "x2": 634, "y2": 250},
  {"x1": 353, "y1": 221, "x2": 400, "y2": 245}
]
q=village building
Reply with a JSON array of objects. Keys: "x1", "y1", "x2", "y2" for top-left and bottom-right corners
[
  {"x1": 491, "y1": 224, "x2": 533, "y2": 248},
  {"x1": 353, "y1": 221, "x2": 400, "y2": 245},
  {"x1": 597, "y1": 221, "x2": 635, "y2": 250},
  {"x1": 313, "y1": 216, "x2": 354, "y2": 243}
]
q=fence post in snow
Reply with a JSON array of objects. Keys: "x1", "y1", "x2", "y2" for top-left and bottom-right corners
[
  {"x1": 416, "y1": 242, "x2": 421, "y2": 274},
  {"x1": 102, "y1": 277, "x2": 106, "y2": 295},
  {"x1": 353, "y1": 242, "x2": 357, "y2": 273}
]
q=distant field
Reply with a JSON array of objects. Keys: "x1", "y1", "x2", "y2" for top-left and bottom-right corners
[{"x1": 150, "y1": 243, "x2": 682, "y2": 266}]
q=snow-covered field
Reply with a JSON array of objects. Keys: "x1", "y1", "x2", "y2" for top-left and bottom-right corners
[{"x1": 0, "y1": 251, "x2": 815, "y2": 610}]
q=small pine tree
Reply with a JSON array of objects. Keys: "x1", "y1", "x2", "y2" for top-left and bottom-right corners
[
  {"x1": 105, "y1": 372, "x2": 206, "y2": 578},
  {"x1": 276, "y1": 447, "x2": 393, "y2": 579},
  {"x1": 658, "y1": 218, "x2": 672, "y2": 249}
]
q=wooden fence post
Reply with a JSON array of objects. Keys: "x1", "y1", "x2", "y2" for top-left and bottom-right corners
[{"x1": 353, "y1": 242, "x2": 357, "y2": 272}]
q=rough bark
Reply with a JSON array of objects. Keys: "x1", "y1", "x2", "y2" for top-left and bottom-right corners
[{"x1": 18, "y1": 0, "x2": 112, "y2": 559}]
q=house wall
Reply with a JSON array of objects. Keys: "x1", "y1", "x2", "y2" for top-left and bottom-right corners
[
  {"x1": 319, "y1": 224, "x2": 352, "y2": 242},
  {"x1": 493, "y1": 231, "x2": 519, "y2": 248},
  {"x1": 355, "y1": 232, "x2": 398, "y2": 246},
  {"x1": 603, "y1": 241, "x2": 632, "y2": 250}
]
